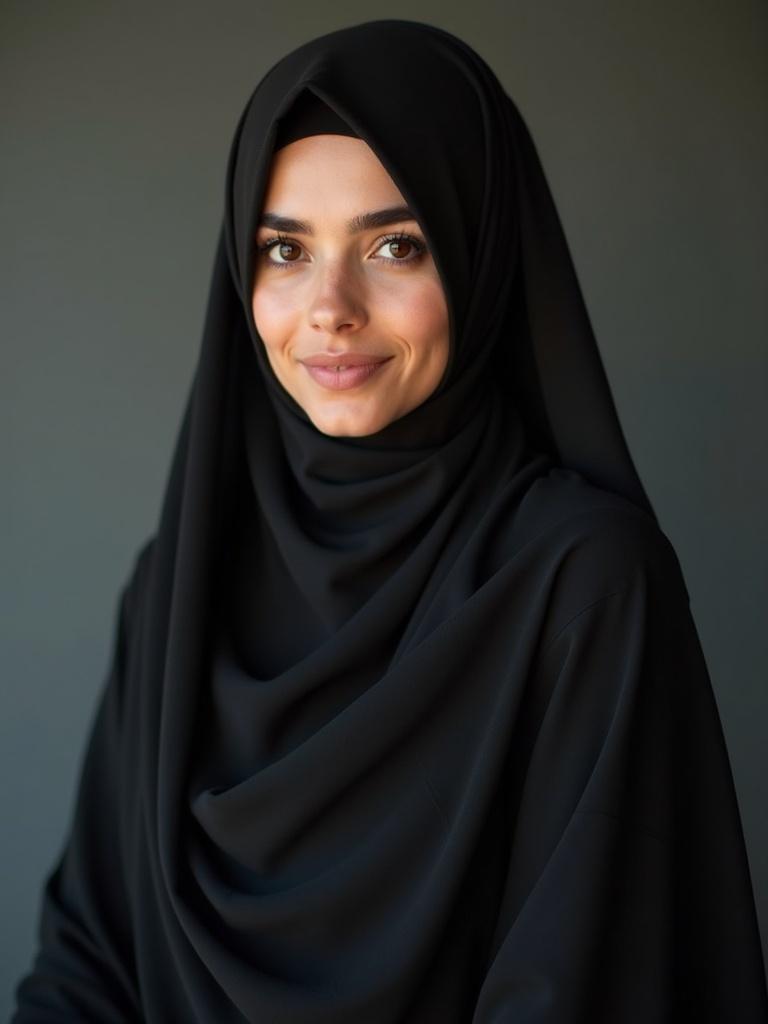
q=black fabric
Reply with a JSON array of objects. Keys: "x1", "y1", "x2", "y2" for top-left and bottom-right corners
[
  {"x1": 14, "y1": 18, "x2": 768, "y2": 1024},
  {"x1": 274, "y1": 88, "x2": 361, "y2": 150}
]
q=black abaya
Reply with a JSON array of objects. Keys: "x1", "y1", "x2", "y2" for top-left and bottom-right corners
[{"x1": 13, "y1": 18, "x2": 768, "y2": 1023}]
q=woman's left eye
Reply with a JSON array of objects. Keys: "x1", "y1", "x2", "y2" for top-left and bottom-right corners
[{"x1": 374, "y1": 233, "x2": 426, "y2": 265}]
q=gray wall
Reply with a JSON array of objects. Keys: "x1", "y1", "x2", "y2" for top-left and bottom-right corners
[{"x1": 2, "y1": 0, "x2": 766, "y2": 1010}]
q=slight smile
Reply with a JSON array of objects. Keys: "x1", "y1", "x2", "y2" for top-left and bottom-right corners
[{"x1": 299, "y1": 353, "x2": 394, "y2": 391}]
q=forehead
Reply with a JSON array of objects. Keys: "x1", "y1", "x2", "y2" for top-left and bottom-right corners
[{"x1": 262, "y1": 135, "x2": 406, "y2": 209}]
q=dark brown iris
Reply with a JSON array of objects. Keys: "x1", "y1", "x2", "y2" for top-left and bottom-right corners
[
  {"x1": 388, "y1": 239, "x2": 412, "y2": 259},
  {"x1": 279, "y1": 242, "x2": 301, "y2": 261}
]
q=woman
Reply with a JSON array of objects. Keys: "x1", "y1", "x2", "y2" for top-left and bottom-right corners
[{"x1": 13, "y1": 19, "x2": 768, "y2": 1023}]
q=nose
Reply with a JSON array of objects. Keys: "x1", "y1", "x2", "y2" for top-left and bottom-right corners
[{"x1": 307, "y1": 261, "x2": 368, "y2": 335}]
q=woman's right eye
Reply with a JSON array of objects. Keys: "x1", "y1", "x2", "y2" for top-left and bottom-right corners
[{"x1": 257, "y1": 235, "x2": 303, "y2": 267}]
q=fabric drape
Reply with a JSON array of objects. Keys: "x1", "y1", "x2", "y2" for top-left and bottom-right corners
[{"x1": 14, "y1": 18, "x2": 768, "y2": 1023}]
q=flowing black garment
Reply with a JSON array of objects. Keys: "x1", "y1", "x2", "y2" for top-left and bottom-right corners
[{"x1": 14, "y1": 19, "x2": 767, "y2": 1023}]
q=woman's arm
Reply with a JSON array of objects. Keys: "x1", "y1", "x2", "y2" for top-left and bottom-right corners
[
  {"x1": 473, "y1": 529, "x2": 768, "y2": 1022},
  {"x1": 11, "y1": 542, "x2": 154, "y2": 1022}
]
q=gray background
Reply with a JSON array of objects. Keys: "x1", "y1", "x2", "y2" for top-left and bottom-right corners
[{"x1": 2, "y1": 0, "x2": 766, "y2": 1011}]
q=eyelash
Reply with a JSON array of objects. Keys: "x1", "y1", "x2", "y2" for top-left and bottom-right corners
[{"x1": 255, "y1": 231, "x2": 427, "y2": 270}]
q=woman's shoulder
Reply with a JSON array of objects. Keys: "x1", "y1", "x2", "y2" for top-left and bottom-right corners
[
  {"x1": 511, "y1": 466, "x2": 689, "y2": 608},
  {"x1": 118, "y1": 533, "x2": 158, "y2": 629}
]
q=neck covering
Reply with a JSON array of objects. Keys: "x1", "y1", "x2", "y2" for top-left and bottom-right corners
[{"x1": 15, "y1": 18, "x2": 768, "y2": 1024}]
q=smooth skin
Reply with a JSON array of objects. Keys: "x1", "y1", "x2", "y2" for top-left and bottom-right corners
[{"x1": 251, "y1": 134, "x2": 450, "y2": 437}]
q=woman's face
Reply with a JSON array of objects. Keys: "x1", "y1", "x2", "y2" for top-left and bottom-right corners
[{"x1": 251, "y1": 134, "x2": 449, "y2": 436}]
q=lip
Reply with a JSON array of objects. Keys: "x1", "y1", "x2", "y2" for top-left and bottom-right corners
[
  {"x1": 299, "y1": 354, "x2": 393, "y2": 391},
  {"x1": 300, "y1": 352, "x2": 391, "y2": 367}
]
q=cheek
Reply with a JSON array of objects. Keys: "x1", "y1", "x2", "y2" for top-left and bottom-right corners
[
  {"x1": 387, "y1": 277, "x2": 449, "y2": 361},
  {"x1": 251, "y1": 286, "x2": 296, "y2": 357}
]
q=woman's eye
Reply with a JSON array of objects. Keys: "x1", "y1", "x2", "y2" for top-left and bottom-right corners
[
  {"x1": 375, "y1": 234, "x2": 425, "y2": 264},
  {"x1": 261, "y1": 237, "x2": 303, "y2": 265}
]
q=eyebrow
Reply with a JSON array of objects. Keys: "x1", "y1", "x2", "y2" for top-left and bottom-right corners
[{"x1": 258, "y1": 205, "x2": 417, "y2": 236}]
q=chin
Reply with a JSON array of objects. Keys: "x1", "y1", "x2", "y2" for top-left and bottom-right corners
[{"x1": 308, "y1": 404, "x2": 392, "y2": 438}]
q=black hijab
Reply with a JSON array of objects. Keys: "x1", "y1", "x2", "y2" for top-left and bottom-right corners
[{"x1": 14, "y1": 18, "x2": 768, "y2": 1024}]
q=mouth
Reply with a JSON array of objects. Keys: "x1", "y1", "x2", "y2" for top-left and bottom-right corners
[{"x1": 299, "y1": 353, "x2": 393, "y2": 391}]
